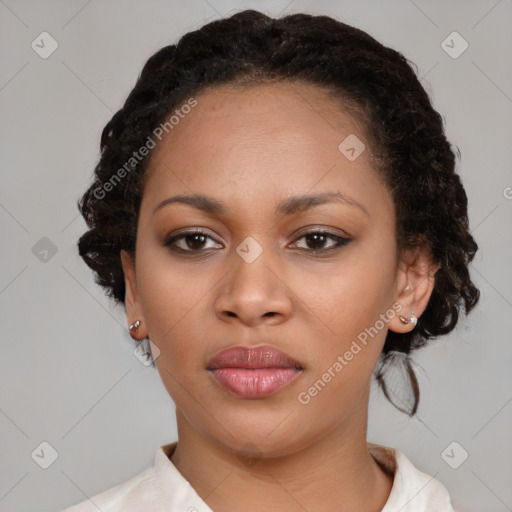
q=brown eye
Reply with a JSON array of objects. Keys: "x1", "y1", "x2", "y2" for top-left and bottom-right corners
[
  {"x1": 163, "y1": 230, "x2": 222, "y2": 253},
  {"x1": 163, "y1": 228, "x2": 351, "y2": 256},
  {"x1": 291, "y1": 230, "x2": 351, "y2": 253}
]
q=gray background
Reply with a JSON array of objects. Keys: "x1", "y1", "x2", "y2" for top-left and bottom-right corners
[{"x1": 0, "y1": 0, "x2": 511, "y2": 511}]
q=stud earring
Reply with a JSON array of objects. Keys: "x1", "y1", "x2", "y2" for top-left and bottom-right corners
[
  {"x1": 399, "y1": 311, "x2": 417, "y2": 326},
  {"x1": 129, "y1": 320, "x2": 141, "y2": 339}
]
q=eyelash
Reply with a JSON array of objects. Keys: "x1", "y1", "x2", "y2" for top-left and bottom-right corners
[{"x1": 163, "y1": 228, "x2": 351, "y2": 256}]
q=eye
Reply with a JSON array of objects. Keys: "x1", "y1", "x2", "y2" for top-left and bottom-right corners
[
  {"x1": 163, "y1": 229, "x2": 222, "y2": 253},
  {"x1": 163, "y1": 228, "x2": 351, "y2": 255},
  {"x1": 290, "y1": 229, "x2": 351, "y2": 253}
]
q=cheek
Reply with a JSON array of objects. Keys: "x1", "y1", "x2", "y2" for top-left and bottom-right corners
[
  {"x1": 301, "y1": 243, "x2": 397, "y2": 334},
  {"x1": 136, "y1": 232, "x2": 198, "y2": 317},
  {"x1": 297, "y1": 243, "x2": 398, "y2": 393},
  {"x1": 135, "y1": 248, "x2": 210, "y2": 362}
]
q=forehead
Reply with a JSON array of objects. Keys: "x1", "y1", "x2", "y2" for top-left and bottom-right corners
[
  {"x1": 151, "y1": 81, "x2": 364, "y2": 156},
  {"x1": 141, "y1": 81, "x2": 391, "y2": 221}
]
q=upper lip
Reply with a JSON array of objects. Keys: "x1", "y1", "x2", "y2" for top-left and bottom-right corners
[{"x1": 207, "y1": 345, "x2": 303, "y2": 370}]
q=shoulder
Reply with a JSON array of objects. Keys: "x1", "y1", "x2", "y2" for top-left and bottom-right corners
[
  {"x1": 60, "y1": 466, "x2": 154, "y2": 512},
  {"x1": 59, "y1": 442, "x2": 212, "y2": 512},
  {"x1": 368, "y1": 442, "x2": 457, "y2": 512}
]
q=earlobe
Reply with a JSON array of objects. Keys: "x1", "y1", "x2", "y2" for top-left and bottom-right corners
[
  {"x1": 120, "y1": 250, "x2": 148, "y2": 339},
  {"x1": 388, "y1": 246, "x2": 439, "y2": 334}
]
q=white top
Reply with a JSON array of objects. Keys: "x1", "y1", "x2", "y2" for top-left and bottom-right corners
[{"x1": 62, "y1": 442, "x2": 456, "y2": 511}]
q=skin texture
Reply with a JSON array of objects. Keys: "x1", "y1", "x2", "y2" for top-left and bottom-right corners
[{"x1": 120, "y1": 81, "x2": 437, "y2": 512}]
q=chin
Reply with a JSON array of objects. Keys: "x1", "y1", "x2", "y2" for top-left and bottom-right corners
[{"x1": 205, "y1": 417, "x2": 313, "y2": 459}]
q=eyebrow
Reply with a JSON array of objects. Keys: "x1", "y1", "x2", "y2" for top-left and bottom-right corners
[{"x1": 152, "y1": 191, "x2": 369, "y2": 217}]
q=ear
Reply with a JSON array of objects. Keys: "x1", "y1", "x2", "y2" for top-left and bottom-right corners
[
  {"x1": 388, "y1": 244, "x2": 440, "y2": 334},
  {"x1": 120, "y1": 249, "x2": 148, "y2": 339}
]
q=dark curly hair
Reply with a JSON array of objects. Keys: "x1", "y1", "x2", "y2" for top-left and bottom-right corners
[{"x1": 77, "y1": 9, "x2": 479, "y2": 416}]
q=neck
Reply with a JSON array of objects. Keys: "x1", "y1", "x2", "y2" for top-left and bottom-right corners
[{"x1": 169, "y1": 406, "x2": 393, "y2": 512}]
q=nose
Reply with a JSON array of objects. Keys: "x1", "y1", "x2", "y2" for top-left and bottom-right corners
[{"x1": 214, "y1": 248, "x2": 293, "y2": 327}]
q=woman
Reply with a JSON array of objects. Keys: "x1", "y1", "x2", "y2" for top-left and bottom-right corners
[{"x1": 65, "y1": 9, "x2": 479, "y2": 511}]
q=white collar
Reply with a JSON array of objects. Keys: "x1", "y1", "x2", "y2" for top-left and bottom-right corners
[
  {"x1": 152, "y1": 442, "x2": 455, "y2": 512},
  {"x1": 67, "y1": 441, "x2": 455, "y2": 511},
  {"x1": 366, "y1": 443, "x2": 455, "y2": 511}
]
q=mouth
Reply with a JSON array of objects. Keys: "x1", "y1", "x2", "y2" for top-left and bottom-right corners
[{"x1": 207, "y1": 345, "x2": 304, "y2": 398}]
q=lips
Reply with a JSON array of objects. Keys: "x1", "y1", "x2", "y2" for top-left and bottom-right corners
[
  {"x1": 207, "y1": 345, "x2": 303, "y2": 370},
  {"x1": 207, "y1": 345, "x2": 303, "y2": 398}
]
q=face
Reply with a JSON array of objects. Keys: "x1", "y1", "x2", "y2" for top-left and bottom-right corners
[{"x1": 121, "y1": 81, "x2": 428, "y2": 457}]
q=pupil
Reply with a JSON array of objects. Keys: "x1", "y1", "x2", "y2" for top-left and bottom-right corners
[
  {"x1": 308, "y1": 234, "x2": 325, "y2": 249},
  {"x1": 188, "y1": 234, "x2": 206, "y2": 249}
]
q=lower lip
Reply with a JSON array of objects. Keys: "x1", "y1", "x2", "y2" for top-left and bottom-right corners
[{"x1": 209, "y1": 368, "x2": 302, "y2": 398}]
